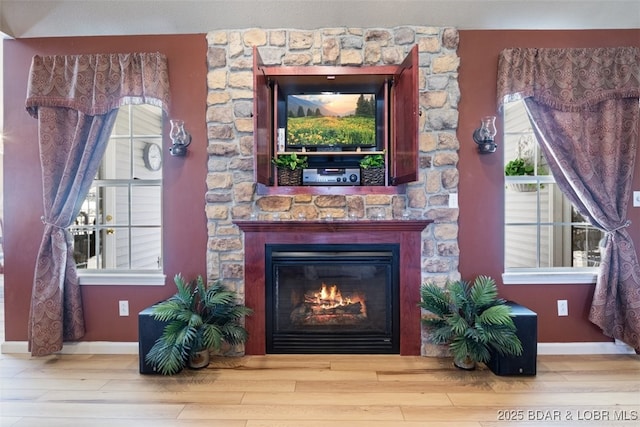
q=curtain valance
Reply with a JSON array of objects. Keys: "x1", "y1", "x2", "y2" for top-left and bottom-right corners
[
  {"x1": 497, "y1": 47, "x2": 640, "y2": 112},
  {"x1": 26, "y1": 52, "x2": 170, "y2": 118}
]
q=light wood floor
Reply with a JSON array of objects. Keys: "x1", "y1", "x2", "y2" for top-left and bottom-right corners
[
  {"x1": 1, "y1": 278, "x2": 640, "y2": 426},
  {"x1": 0, "y1": 351, "x2": 638, "y2": 426}
]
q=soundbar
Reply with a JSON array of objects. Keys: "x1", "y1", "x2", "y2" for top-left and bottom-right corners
[{"x1": 302, "y1": 168, "x2": 361, "y2": 186}]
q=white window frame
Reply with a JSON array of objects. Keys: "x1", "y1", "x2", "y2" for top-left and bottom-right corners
[
  {"x1": 502, "y1": 100, "x2": 599, "y2": 285},
  {"x1": 75, "y1": 104, "x2": 165, "y2": 286}
]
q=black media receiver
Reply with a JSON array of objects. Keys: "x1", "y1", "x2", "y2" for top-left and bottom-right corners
[{"x1": 302, "y1": 168, "x2": 360, "y2": 186}]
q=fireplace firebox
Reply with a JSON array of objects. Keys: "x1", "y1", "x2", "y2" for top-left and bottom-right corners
[{"x1": 266, "y1": 244, "x2": 399, "y2": 353}]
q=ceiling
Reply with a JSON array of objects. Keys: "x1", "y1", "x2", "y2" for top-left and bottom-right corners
[{"x1": 1, "y1": 0, "x2": 638, "y2": 38}]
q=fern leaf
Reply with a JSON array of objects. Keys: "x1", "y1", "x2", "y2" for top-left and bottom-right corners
[
  {"x1": 469, "y1": 275, "x2": 498, "y2": 308},
  {"x1": 449, "y1": 336, "x2": 470, "y2": 360},
  {"x1": 447, "y1": 280, "x2": 470, "y2": 308},
  {"x1": 419, "y1": 283, "x2": 451, "y2": 317},
  {"x1": 222, "y1": 323, "x2": 250, "y2": 345},
  {"x1": 173, "y1": 274, "x2": 194, "y2": 304},
  {"x1": 486, "y1": 327, "x2": 523, "y2": 356},
  {"x1": 201, "y1": 323, "x2": 224, "y2": 350},
  {"x1": 428, "y1": 324, "x2": 454, "y2": 344},
  {"x1": 478, "y1": 305, "x2": 515, "y2": 326},
  {"x1": 145, "y1": 338, "x2": 187, "y2": 375},
  {"x1": 447, "y1": 314, "x2": 469, "y2": 336}
]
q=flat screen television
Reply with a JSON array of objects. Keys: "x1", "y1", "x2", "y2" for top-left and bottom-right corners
[{"x1": 285, "y1": 93, "x2": 377, "y2": 150}]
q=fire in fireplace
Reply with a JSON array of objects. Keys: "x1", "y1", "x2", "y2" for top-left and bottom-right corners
[
  {"x1": 266, "y1": 244, "x2": 399, "y2": 353},
  {"x1": 291, "y1": 282, "x2": 368, "y2": 326}
]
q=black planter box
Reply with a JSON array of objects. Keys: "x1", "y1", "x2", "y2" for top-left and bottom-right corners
[{"x1": 486, "y1": 301, "x2": 537, "y2": 376}]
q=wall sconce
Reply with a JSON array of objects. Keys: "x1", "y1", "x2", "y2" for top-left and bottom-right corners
[
  {"x1": 473, "y1": 116, "x2": 497, "y2": 154},
  {"x1": 169, "y1": 119, "x2": 191, "y2": 156}
]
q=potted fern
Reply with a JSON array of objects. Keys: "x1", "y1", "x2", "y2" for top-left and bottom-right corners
[
  {"x1": 419, "y1": 275, "x2": 523, "y2": 370},
  {"x1": 145, "y1": 274, "x2": 252, "y2": 375},
  {"x1": 272, "y1": 153, "x2": 308, "y2": 186}
]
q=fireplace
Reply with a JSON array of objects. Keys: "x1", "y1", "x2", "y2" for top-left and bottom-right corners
[
  {"x1": 266, "y1": 244, "x2": 399, "y2": 353},
  {"x1": 234, "y1": 219, "x2": 432, "y2": 355}
]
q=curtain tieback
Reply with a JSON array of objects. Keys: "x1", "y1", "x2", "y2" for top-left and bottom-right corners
[
  {"x1": 40, "y1": 216, "x2": 64, "y2": 229},
  {"x1": 601, "y1": 220, "x2": 631, "y2": 234},
  {"x1": 597, "y1": 221, "x2": 631, "y2": 248}
]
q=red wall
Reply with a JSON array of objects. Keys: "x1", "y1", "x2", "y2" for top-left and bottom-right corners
[
  {"x1": 457, "y1": 29, "x2": 640, "y2": 344},
  {"x1": 3, "y1": 29, "x2": 640, "y2": 346},
  {"x1": 3, "y1": 35, "x2": 208, "y2": 342}
]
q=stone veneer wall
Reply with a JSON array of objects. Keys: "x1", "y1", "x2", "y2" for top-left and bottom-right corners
[{"x1": 206, "y1": 26, "x2": 460, "y2": 356}]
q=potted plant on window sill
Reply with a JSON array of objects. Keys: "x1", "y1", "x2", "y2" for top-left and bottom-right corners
[
  {"x1": 272, "y1": 153, "x2": 308, "y2": 186},
  {"x1": 504, "y1": 157, "x2": 536, "y2": 192},
  {"x1": 359, "y1": 153, "x2": 385, "y2": 186},
  {"x1": 419, "y1": 275, "x2": 523, "y2": 371},
  {"x1": 145, "y1": 274, "x2": 253, "y2": 375}
]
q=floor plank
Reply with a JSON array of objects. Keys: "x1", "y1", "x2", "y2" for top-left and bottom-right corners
[{"x1": 178, "y1": 403, "x2": 405, "y2": 421}]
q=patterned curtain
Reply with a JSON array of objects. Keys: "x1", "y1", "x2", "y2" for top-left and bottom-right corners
[
  {"x1": 497, "y1": 47, "x2": 640, "y2": 352},
  {"x1": 25, "y1": 53, "x2": 170, "y2": 356}
]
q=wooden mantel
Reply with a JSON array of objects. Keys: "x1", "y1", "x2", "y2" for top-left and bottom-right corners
[{"x1": 234, "y1": 219, "x2": 432, "y2": 355}]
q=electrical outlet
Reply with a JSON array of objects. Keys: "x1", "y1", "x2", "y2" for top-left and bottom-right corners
[
  {"x1": 119, "y1": 300, "x2": 129, "y2": 316},
  {"x1": 633, "y1": 191, "x2": 640, "y2": 207},
  {"x1": 448, "y1": 193, "x2": 458, "y2": 209},
  {"x1": 557, "y1": 300, "x2": 568, "y2": 317}
]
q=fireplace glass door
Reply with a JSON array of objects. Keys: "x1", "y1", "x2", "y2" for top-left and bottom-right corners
[{"x1": 266, "y1": 244, "x2": 399, "y2": 353}]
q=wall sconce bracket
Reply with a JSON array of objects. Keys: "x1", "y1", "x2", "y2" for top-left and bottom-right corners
[
  {"x1": 473, "y1": 116, "x2": 497, "y2": 154},
  {"x1": 169, "y1": 119, "x2": 192, "y2": 156}
]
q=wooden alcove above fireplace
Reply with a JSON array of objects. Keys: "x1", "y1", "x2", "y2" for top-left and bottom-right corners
[{"x1": 234, "y1": 220, "x2": 432, "y2": 355}]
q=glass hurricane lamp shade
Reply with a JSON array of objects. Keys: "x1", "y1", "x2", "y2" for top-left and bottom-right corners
[
  {"x1": 169, "y1": 119, "x2": 192, "y2": 156},
  {"x1": 473, "y1": 116, "x2": 497, "y2": 154}
]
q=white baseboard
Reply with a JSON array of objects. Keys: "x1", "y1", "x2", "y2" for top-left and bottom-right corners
[
  {"x1": 1, "y1": 340, "x2": 636, "y2": 355},
  {"x1": 1, "y1": 341, "x2": 138, "y2": 355},
  {"x1": 537, "y1": 341, "x2": 636, "y2": 355}
]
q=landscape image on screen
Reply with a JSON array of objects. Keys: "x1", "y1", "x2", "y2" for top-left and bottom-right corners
[{"x1": 286, "y1": 93, "x2": 376, "y2": 147}]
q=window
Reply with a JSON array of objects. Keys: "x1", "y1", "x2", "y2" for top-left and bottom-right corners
[
  {"x1": 503, "y1": 100, "x2": 603, "y2": 283},
  {"x1": 70, "y1": 104, "x2": 164, "y2": 284}
]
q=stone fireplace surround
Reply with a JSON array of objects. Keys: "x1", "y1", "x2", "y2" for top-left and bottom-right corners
[
  {"x1": 235, "y1": 219, "x2": 432, "y2": 355},
  {"x1": 206, "y1": 26, "x2": 460, "y2": 356}
]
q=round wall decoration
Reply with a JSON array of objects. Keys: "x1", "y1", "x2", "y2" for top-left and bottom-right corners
[{"x1": 143, "y1": 143, "x2": 162, "y2": 171}]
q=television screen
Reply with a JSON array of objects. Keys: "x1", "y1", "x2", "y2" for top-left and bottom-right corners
[{"x1": 286, "y1": 93, "x2": 376, "y2": 149}]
